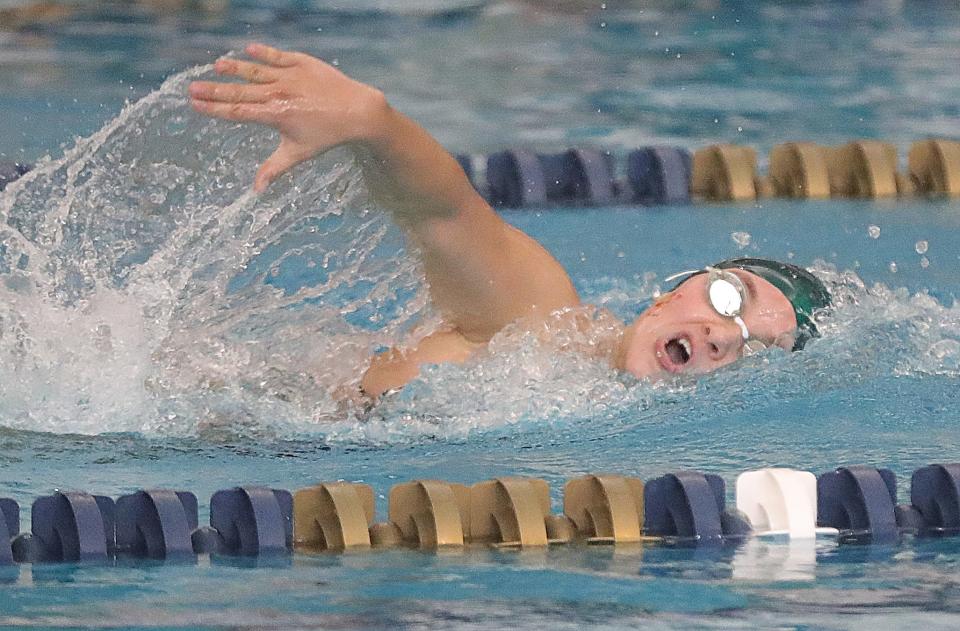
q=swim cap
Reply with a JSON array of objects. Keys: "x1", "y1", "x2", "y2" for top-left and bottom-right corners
[{"x1": 714, "y1": 257, "x2": 831, "y2": 351}]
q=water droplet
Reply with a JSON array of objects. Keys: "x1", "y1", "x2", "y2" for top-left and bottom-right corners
[
  {"x1": 915, "y1": 240, "x2": 928, "y2": 254},
  {"x1": 920, "y1": 256, "x2": 930, "y2": 269},
  {"x1": 889, "y1": 261, "x2": 898, "y2": 273},
  {"x1": 731, "y1": 231, "x2": 751, "y2": 249},
  {"x1": 868, "y1": 225, "x2": 881, "y2": 239}
]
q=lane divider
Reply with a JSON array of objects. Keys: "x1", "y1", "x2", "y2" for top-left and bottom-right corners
[
  {"x1": 4, "y1": 463, "x2": 960, "y2": 564},
  {"x1": 3, "y1": 138, "x2": 957, "y2": 205},
  {"x1": 472, "y1": 138, "x2": 960, "y2": 206}
]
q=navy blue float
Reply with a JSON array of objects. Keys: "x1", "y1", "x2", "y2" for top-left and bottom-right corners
[
  {"x1": 626, "y1": 147, "x2": 692, "y2": 205},
  {"x1": 19, "y1": 492, "x2": 115, "y2": 562},
  {"x1": 202, "y1": 486, "x2": 292, "y2": 556},
  {"x1": 0, "y1": 499, "x2": 18, "y2": 565},
  {"x1": 486, "y1": 149, "x2": 617, "y2": 208},
  {"x1": 0, "y1": 162, "x2": 29, "y2": 191},
  {"x1": 115, "y1": 490, "x2": 198, "y2": 560},
  {"x1": 896, "y1": 464, "x2": 960, "y2": 536},
  {"x1": 644, "y1": 471, "x2": 752, "y2": 543},
  {"x1": 542, "y1": 149, "x2": 617, "y2": 205},
  {"x1": 817, "y1": 466, "x2": 899, "y2": 542},
  {"x1": 486, "y1": 150, "x2": 547, "y2": 207}
]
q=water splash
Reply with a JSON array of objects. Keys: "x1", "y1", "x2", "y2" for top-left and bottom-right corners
[{"x1": 0, "y1": 65, "x2": 428, "y2": 437}]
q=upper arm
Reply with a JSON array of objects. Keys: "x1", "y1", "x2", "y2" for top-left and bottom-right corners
[{"x1": 409, "y1": 194, "x2": 580, "y2": 342}]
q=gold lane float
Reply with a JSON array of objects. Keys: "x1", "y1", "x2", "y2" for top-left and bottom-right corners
[{"x1": 693, "y1": 139, "x2": 960, "y2": 202}]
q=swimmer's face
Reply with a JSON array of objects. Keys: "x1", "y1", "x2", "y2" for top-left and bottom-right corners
[{"x1": 617, "y1": 270, "x2": 797, "y2": 378}]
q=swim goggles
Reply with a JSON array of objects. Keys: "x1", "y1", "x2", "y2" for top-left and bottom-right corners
[{"x1": 663, "y1": 267, "x2": 769, "y2": 356}]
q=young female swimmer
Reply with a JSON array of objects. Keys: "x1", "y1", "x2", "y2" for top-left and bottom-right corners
[{"x1": 188, "y1": 44, "x2": 830, "y2": 400}]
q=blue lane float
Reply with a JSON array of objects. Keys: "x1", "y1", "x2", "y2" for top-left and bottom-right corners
[
  {"x1": 550, "y1": 148, "x2": 617, "y2": 205},
  {"x1": 16, "y1": 491, "x2": 115, "y2": 563},
  {"x1": 203, "y1": 486, "x2": 293, "y2": 556},
  {"x1": 115, "y1": 490, "x2": 198, "y2": 560},
  {"x1": 486, "y1": 149, "x2": 548, "y2": 207},
  {"x1": 897, "y1": 464, "x2": 960, "y2": 536},
  {"x1": 817, "y1": 466, "x2": 899, "y2": 543},
  {"x1": 0, "y1": 498, "x2": 18, "y2": 565},
  {"x1": 626, "y1": 146, "x2": 692, "y2": 206},
  {"x1": 643, "y1": 470, "x2": 752, "y2": 544}
]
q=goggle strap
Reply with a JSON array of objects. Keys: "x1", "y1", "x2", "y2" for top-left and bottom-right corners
[{"x1": 733, "y1": 315, "x2": 750, "y2": 340}]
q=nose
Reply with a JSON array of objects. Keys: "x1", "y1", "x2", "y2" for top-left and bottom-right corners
[{"x1": 702, "y1": 323, "x2": 743, "y2": 363}]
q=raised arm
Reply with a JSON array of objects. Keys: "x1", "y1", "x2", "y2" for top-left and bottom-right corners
[{"x1": 189, "y1": 44, "x2": 578, "y2": 344}]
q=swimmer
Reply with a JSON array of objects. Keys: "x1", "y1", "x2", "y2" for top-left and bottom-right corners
[{"x1": 188, "y1": 43, "x2": 831, "y2": 400}]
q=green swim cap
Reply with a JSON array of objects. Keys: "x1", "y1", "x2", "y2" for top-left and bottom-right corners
[{"x1": 713, "y1": 257, "x2": 832, "y2": 351}]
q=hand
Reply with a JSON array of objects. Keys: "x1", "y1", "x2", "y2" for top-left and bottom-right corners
[{"x1": 188, "y1": 43, "x2": 386, "y2": 192}]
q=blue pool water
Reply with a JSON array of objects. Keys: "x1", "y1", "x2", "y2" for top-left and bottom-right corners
[{"x1": 0, "y1": 1, "x2": 959, "y2": 629}]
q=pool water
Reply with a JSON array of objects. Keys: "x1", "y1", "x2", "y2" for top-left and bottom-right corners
[{"x1": 0, "y1": 1, "x2": 959, "y2": 629}]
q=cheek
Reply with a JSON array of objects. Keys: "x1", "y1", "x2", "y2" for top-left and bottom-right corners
[
  {"x1": 749, "y1": 308, "x2": 798, "y2": 347},
  {"x1": 763, "y1": 307, "x2": 798, "y2": 331},
  {"x1": 623, "y1": 329, "x2": 656, "y2": 377}
]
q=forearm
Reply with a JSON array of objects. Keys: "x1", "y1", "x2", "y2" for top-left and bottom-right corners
[{"x1": 354, "y1": 97, "x2": 486, "y2": 227}]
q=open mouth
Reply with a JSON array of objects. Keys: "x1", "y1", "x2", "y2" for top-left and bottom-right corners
[{"x1": 660, "y1": 336, "x2": 692, "y2": 371}]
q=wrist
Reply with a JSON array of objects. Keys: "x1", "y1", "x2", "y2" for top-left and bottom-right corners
[{"x1": 349, "y1": 86, "x2": 391, "y2": 147}]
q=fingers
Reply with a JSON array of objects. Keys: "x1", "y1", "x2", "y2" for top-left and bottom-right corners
[
  {"x1": 245, "y1": 43, "x2": 301, "y2": 68},
  {"x1": 254, "y1": 140, "x2": 306, "y2": 192},
  {"x1": 189, "y1": 81, "x2": 274, "y2": 104},
  {"x1": 213, "y1": 58, "x2": 276, "y2": 84},
  {"x1": 190, "y1": 99, "x2": 275, "y2": 125}
]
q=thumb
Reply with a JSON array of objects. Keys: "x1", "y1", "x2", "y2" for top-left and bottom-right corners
[{"x1": 254, "y1": 139, "x2": 307, "y2": 193}]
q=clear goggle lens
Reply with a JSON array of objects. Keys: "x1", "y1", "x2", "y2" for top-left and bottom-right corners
[
  {"x1": 707, "y1": 275, "x2": 743, "y2": 317},
  {"x1": 705, "y1": 268, "x2": 768, "y2": 356}
]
